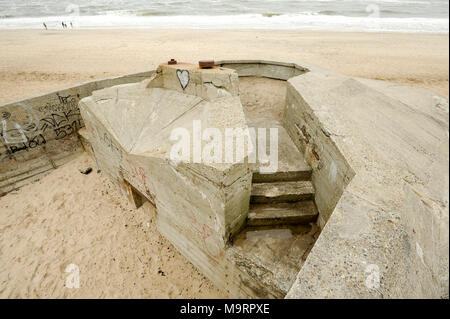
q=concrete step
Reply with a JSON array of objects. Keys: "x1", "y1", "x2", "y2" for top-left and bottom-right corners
[
  {"x1": 251, "y1": 181, "x2": 314, "y2": 204},
  {"x1": 248, "y1": 201, "x2": 318, "y2": 226},
  {"x1": 248, "y1": 119, "x2": 312, "y2": 183},
  {"x1": 252, "y1": 170, "x2": 312, "y2": 183}
]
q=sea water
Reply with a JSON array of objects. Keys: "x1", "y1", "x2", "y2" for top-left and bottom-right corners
[{"x1": 0, "y1": 0, "x2": 448, "y2": 32}]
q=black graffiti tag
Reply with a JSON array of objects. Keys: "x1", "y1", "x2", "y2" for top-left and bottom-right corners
[
  {"x1": 8, "y1": 134, "x2": 47, "y2": 154},
  {"x1": 40, "y1": 110, "x2": 82, "y2": 140},
  {"x1": 56, "y1": 93, "x2": 73, "y2": 105},
  {"x1": 102, "y1": 132, "x2": 123, "y2": 159}
]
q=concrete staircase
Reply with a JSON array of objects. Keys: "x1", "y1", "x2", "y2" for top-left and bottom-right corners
[
  {"x1": 230, "y1": 130, "x2": 319, "y2": 298},
  {"x1": 248, "y1": 174, "x2": 318, "y2": 227},
  {"x1": 228, "y1": 119, "x2": 320, "y2": 298},
  {"x1": 246, "y1": 120, "x2": 318, "y2": 228}
]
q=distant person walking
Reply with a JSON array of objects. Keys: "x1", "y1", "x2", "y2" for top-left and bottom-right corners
[
  {"x1": 43, "y1": 22, "x2": 47, "y2": 30},
  {"x1": 70, "y1": 22, "x2": 73, "y2": 28}
]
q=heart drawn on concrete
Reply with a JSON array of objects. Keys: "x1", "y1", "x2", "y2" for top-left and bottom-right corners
[{"x1": 176, "y1": 69, "x2": 190, "y2": 90}]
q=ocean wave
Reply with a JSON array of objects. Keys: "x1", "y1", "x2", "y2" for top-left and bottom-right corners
[
  {"x1": 0, "y1": 13, "x2": 448, "y2": 33},
  {"x1": 139, "y1": 11, "x2": 170, "y2": 17},
  {"x1": 318, "y1": 10, "x2": 338, "y2": 16},
  {"x1": 262, "y1": 13, "x2": 283, "y2": 18},
  {"x1": 318, "y1": 9, "x2": 409, "y2": 16}
]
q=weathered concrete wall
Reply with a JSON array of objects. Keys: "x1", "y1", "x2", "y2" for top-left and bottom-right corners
[
  {"x1": 218, "y1": 60, "x2": 448, "y2": 298},
  {"x1": 284, "y1": 69, "x2": 449, "y2": 299},
  {"x1": 284, "y1": 81, "x2": 355, "y2": 227},
  {"x1": 82, "y1": 111, "x2": 256, "y2": 298},
  {"x1": 216, "y1": 59, "x2": 308, "y2": 80},
  {"x1": 215, "y1": 60, "x2": 349, "y2": 227},
  {"x1": 148, "y1": 62, "x2": 239, "y2": 100},
  {"x1": 0, "y1": 70, "x2": 154, "y2": 195},
  {"x1": 356, "y1": 78, "x2": 449, "y2": 298},
  {"x1": 79, "y1": 63, "x2": 284, "y2": 298}
]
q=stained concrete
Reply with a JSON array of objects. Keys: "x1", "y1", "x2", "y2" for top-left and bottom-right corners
[
  {"x1": 250, "y1": 181, "x2": 315, "y2": 203},
  {"x1": 229, "y1": 223, "x2": 320, "y2": 297},
  {"x1": 219, "y1": 61, "x2": 447, "y2": 298},
  {"x1": 78, "y1": 62, "x2": 324, "y2": 299},
  {"x1": 216, "y1": 60, "x2": 308, "y2": 81},
  {"x1": 247, "y1": 201, "x2": 318, "y2": 226},
  {"x1": 79, "y1": 63, "x2": 268, "y2": 298},
  {"x1": 248, "y1": 119, "x2": 312, "y2": 183},
  {"x1": 231, "y1": 62, "x2": 448, "y2": 298},
  {"x1": 282, "y1": 64, "x2": 449, "y2": 299}
]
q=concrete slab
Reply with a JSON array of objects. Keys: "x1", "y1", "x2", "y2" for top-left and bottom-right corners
[
  {"x1": 249, "y1": 119, "x2": 311, "y2": 182},
  {"x1": 251, "y1": 181, "x2": 314, "y2": 203},
  {"x1": 229, "y1": 223, "x2": 320, "y2": 297},
  {"x1": 283, "y1": 66, "x2": 449, "y2": 299},
  {"x1": 248, "y1": 201, "x2": 318, "y2": 226}
]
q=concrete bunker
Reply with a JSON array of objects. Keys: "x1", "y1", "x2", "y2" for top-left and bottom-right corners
[
  {"x1": 1, "y1": 59, "x2": 447, "y2": 298},
  {"x1": 78, "y1": 60, "x2": 340, "y2": 298},
  {"x1": 73, "y1": 60, "x2": 449, "y2": 300}
]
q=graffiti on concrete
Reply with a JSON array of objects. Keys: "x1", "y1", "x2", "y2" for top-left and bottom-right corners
[
  {"x1": 39, "y1": 93, "x2": 82, "y2": 141},
  {"x1": 101, "y1": 132, "x2": 122, "y2": 160},
  {"x1": 38, "y1": 93, "x2": 80, "y2": 113},
  {"x1": 176, "y1": 69, "x2": 190, "y2": 90},
  {"x1": 40, "y1": 109, "x2": 82, "y2": 140},
  {"x1": 0, "y1": 103, "x2": 39, "y2": 144},
  {"x1": 125, "y1": 159, "x2": 155, "y2": 202},
  {"x1": 0, "y1": 92, "x2": 83, "y2": 167},
  {"x1": 7, "y1": 134, "x2": 46, "y2": 154},
  {"x1": 183, "y1": 204, "x2": 223, "y2": 261}
]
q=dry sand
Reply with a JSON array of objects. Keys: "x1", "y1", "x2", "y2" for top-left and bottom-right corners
[
  {"x1": 0, "y1": 29, "x2": 448, "y2": 104},
  {"x1": 0, "y1": 152, "x2": 225, "y2": 298},
  {"x1": 0, "y1": 29, "x2": 448, "y2": 298}
]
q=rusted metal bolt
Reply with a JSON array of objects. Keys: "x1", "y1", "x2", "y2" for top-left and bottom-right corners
[
  {"x1": 199, "y1": 60, "x2": 215, "y2": 69},
  {"x1": 168, "y1": 59, "x2": 177, "y2": 65}
]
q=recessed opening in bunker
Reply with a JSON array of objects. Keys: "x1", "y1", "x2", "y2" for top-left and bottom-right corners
[
  {"x1": 123, "y1": 178, "x2": 156, "y2": 211},
  {"x1": 227, "y1": 76, "x2": 322, "y2": 298}
]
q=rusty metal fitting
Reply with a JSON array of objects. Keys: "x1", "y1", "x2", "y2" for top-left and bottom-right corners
[
  {"x1": 199, "y1": 60, "x2": 215, "y2": 69},
  {"x1": 168, "y1": 59, "x2": 177, "y2": 65}
]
